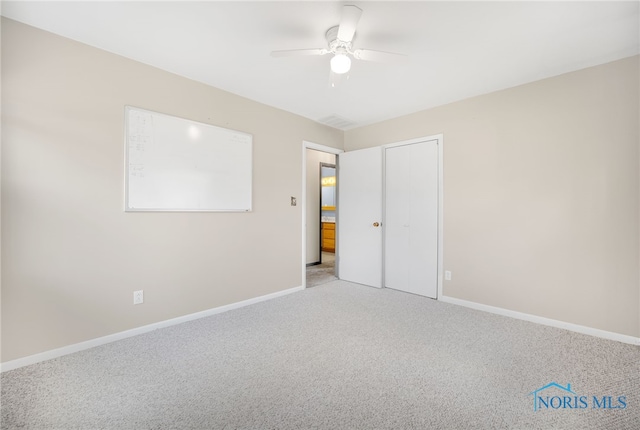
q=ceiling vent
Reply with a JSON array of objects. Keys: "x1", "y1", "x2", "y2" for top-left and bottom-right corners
[{"x1": 317, "y1": 115, "x2": 357, "y2": 130}]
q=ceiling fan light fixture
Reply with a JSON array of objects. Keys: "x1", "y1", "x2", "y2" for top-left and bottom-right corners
[{"x1": 330, "y1": 53, "x2": 351, "y2": 74}]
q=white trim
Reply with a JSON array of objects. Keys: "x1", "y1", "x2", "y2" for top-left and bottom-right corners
[
  {"x1": 382, "y1": 134, "x2": 444, "y2": 299},
  {"x1": 382, "y1": 135, "x2": 439, "y2": 149},
  {"x1": 301, "y1": 141, "x2": 344, "y2": 288},
  {"x1": 381, "y1": 146, "x2": 387, "y2": 289},
  {"x1": 440, "y1": 295, "x2": 640, "y2": 346},
  {"x1": 1, "y1": 285, "x2": 304, "y2": 372},
  {"x1": 303, "y1": 141, "x2": 343, "y2": 155},
  {"x1": 436, "y1": 134, "x2": 444, "y2": 300}
]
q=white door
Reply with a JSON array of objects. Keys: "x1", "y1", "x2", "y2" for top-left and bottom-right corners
[
  {"x1": 385, "y1": 140, "x2": 438, "y2": 298},
  {"x1": 338, "y1": 147, "x2": 383, "y2": 288}
]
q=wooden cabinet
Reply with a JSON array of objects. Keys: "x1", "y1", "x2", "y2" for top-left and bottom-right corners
[{"x1": 321, "y1": 222, "x2": 335, "y2": 253}]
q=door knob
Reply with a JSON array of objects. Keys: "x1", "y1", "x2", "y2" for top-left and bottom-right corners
[{"x1": 373, "y1": 222, "x2": 380, "y2": 227}]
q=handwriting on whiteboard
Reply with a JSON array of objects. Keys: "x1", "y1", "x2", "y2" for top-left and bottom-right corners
[{"x1": 128, "y1": 111, "x2": 154, "y2": 157}]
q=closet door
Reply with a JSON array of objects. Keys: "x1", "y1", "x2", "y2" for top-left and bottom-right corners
[{"x1": 385, "y1": 140, "x2": 438, "y2": 298}]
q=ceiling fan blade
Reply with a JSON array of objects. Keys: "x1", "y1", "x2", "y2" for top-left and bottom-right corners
[
  {"x1": 337, "y1": 5, "x2": 362, "y2": 42},
  {"x1": 352, "y1": 49, "x2": 407, "y2": 63},
  {"x1": 271, "y1": 48, "x2": 328, "y2": 57}
]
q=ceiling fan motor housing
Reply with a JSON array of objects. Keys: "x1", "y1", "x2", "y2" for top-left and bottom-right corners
[{"x1": 326, "y1": 25, "x2": 354, "y2": 53}]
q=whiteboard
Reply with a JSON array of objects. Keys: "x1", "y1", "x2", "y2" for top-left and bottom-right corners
[{"x1": 125, "y1": 106, "x2": 252, "y2": 212}]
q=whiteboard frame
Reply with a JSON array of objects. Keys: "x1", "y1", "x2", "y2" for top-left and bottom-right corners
[{"x1": 124, "y1": 106, "x2": 253, "y2": 212}]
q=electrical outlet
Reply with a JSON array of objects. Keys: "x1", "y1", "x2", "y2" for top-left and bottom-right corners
[
  {"x1": 291, "y1": 196, "x2": 297, "y2": 206},
  {"x1": 445, "y1": 271, "x2": 452, "y2": 281},
  {"x1": 133, "y1": 290, "x2": 144, "y2": 305}
]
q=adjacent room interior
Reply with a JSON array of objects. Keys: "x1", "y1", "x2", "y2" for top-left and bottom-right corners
[
  {"x1": 305, "y1": 149, "x2": 338, "y2": 287},
  {"x1": 1, "y1": 1, "x2": 639, "y2": 428}
]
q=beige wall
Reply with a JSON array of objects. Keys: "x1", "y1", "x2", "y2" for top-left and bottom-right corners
[
  {"x1": 1, "y1": 19, "x2": 342, "y2": 362},
  {"x1": 346, "y1": 56, "x2": 640, "y2": 337},
  {"x1": 306, "y1": 150, "x2": 336, "y2": 264}
]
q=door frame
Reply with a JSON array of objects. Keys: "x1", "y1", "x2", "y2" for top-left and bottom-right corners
[
  {"x1": 301, "y1": 141, "x2": 343, "y2": 288},
  {"x1": 382, "y1": 134, "x2": 444, "y2": 299}
]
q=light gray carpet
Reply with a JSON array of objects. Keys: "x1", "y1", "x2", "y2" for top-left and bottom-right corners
[
  {"x1": 306, "y1": 252, "x2": 337, "y2": 287},
  {"x1": 2, "y1": 281, "x2": 639, "y2": 429}
]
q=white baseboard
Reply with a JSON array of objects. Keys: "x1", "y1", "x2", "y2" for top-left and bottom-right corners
[
  {"x1": 439, "y1": 295, "x2": 640, "y2": 346},
  {"x1": 1, "y1": 285, "x2": 305, "y2": 373}
]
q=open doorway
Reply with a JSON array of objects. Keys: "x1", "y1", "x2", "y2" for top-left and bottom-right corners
[
  {"x1": 307, "y1": 163, "x2": 337, "y2": 286},
  {"x1": 303, "y1": 143, "x2": 342, "y2": 287}
]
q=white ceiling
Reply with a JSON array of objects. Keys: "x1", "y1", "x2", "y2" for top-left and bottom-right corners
[{"x1": 3, "y1": 1, "x2": 639, "y2": 130}]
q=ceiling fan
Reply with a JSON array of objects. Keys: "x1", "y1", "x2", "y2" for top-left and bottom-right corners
[{"x1": 271, "y1": 5, "x2": 406, "y2": 84}]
